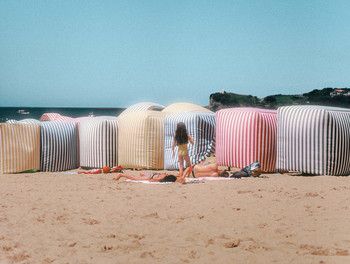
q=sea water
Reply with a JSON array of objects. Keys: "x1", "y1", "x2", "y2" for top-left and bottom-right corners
[{"x1": 0, "y1": 107, "x2": 125, "y2": 123}]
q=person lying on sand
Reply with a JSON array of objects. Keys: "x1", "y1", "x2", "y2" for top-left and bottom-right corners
[
  {"x1": 114, "y1": 172, "x2": 186, "y2": 184},
  {"x1": 183, "y1": 163, "x2": 229, "y2": 178}
]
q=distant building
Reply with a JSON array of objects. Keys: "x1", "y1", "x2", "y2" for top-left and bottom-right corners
[{"x1": 330, "y1": 89, "x2": 346, "y2": 97}]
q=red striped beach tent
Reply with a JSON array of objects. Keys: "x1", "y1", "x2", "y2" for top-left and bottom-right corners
[
  {"x1": 162, "y1": 103, "x2": 216, "y2": 169},
  {"x1": 118, "y1": 109, "x2": 165, "y2": 169},
  {"x1": 216, "y1": 107, "x2": 277, "y2": 172},
  {"x1": 40, "y1": 113, "x2": 88, "y2": 123},
  {"x1": 0, "y1": 122, "x2": 40, "y2": 173},
  {"x1": 277, "y1": 105, "x2": 350, "y2": 176},
  {"x1": 6, "y1": 119, "x2": 79, "y2": 172},
  {"x1": 79, "y1": 116, "x2": 118, "y2": 169},
  {"x1": 119, "y1": 102, "x2": 165, "y2": 116}
]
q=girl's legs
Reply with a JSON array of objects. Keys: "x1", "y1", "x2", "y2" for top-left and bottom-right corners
[
  {"x1": 178, "y1": 154, "x2": 184, "y2": 177},
  {"x1": 114, "y1": 173, "x2": 150, "y2": 181},
  {"x1": 183, "y1": 153, "x2": 192, "y2": 171}
]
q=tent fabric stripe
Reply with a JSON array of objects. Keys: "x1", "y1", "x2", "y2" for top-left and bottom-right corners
[
  {"x1": 118, "y1": 111, "x2": 164, "y2": 169},
  {"x1": 164, "y1": 111, "x2": 216, "y2": 169},
  {"x1": 120, "y1": 102, "x2": 165, "y2": 116},
  {"x1": 277, "y1": 105, "x2": 350, "y2": 175},
  {"x1": 215, "y1": 108, "x2": 277, "y2": 172},
  {"x1": 79, "y1": 117, "x2": 118, "y2": 169},
  {"x1": 0, "y1": 123, "x2": 40, "y2": 174},
  {"x1": 40, "y1": 122, "x2": 78, "y2": 172}
]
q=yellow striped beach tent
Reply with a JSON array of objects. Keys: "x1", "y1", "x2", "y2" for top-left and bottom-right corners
[
  {"x1": 6, "y1": 119, "x2": 79, "y2": 172},
  {"x1": 119, "y1": 102, "x2": 165, "y2": 116},
  {"x1": 162, "y1": 102, "x2": 212, "y2": 114},
  {"x1": 277, "y1": 105, "x2": 350, "y2": 176},
  {"x1": 0, "y1": 123, "x2": 40, "y2": 174},
  {"x1": 163, "y1": 103, "x2": 216, "y2": 169},
  {"x1": 118, "y1": 110, "x2": 165, "y2": 169},
  {"x1": 79, "y1": 116, "x2": 118, "y2": 169}
]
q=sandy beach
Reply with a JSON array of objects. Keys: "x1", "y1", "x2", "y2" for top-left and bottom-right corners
[{"x1": 1, "y1": 169, "x2": 350, "y2": 264}]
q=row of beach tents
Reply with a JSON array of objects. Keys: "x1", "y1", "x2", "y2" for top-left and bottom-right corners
[{"x1": 1, "y1": 103, "x2": 349, "y2": 176}]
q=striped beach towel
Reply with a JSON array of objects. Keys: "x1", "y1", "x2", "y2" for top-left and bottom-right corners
[
  {"x1": 164, "y1": 111, "x2": 216, "y2": 169},
  {"x1": 0, "y1": 123, "x2": 40, "y2": 174},
  {"x1": 118, "y1": 110, "x2": 164, "y2": 169},
  {"x1": 216, "y1": 108, "x2": 277, "y2": 172},
  {"x1": 277, "y1": 105, "x2": 350, "y2": 175},
  {"x1": 79, "y1": 117, "x2": 118, "y2": 169}
]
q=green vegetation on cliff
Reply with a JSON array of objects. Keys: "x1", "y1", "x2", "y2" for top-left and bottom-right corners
[{"x1": 209, "y1": 88, "x2": 350, "y2": 111}]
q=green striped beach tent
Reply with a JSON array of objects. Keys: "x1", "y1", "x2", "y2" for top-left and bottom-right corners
[{"x1": 277, "y1": 105, "x2": 350, "y2": 176}]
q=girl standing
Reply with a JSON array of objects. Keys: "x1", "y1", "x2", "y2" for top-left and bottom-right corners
[{"x1": 172, "y1": 122, "x2": 194, "y2": 177}]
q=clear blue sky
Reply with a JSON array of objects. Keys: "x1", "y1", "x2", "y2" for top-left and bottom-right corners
[{"x1": 1, "y1": 0, "x2": 349, "y2": 108}]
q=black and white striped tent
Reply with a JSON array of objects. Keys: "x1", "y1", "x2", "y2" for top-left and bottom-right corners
[
  {"x1": 163, "y1": 103, "x2": 216, "y2": 170},
  {"x1": 79, "y1": 116, "x2": 118, "y2": 169},
  {"x1": 277, "y1": 105, "x2": 350, "y2": 176}
]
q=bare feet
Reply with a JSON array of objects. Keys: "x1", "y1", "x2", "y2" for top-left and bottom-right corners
[{"x1": 113, "y1": 173, "x2": 122, "y2": 181}]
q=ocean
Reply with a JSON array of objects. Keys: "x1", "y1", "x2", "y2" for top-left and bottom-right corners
[{"x1": 0, "y1": 107, "x2": 125, "y2": 123}]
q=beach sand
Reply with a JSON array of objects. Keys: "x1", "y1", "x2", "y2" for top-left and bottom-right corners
[{"x1": 1, "y1": 169, "x2": 350, "y2": 264}]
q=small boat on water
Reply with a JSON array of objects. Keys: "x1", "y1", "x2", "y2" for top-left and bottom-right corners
[
  {"x1": 88, "y1": 112, "x2": 95, "y2": 117},
  {"x1": 17, "y1": 109, "x2": 29, "y2": 115}
]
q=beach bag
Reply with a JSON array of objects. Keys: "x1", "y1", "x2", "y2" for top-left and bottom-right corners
[{"x1": 242, "y1": 161, "x2": 262, "y2": 177}]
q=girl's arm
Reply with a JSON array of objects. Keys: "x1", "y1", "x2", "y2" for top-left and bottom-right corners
[
  {"x1": 188, "y1": 135, "x2": 194, "y2": 145},
  {"x1": 172, "y1": 138, "x2": 176, "y2": 158}
]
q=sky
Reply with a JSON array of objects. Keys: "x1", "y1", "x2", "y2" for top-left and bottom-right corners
[{"x1": 1, "y1": 0, "x2": 350, "y2": 108}]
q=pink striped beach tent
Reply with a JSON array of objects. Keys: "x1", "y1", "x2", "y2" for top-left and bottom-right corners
[
  {"x1": 40, "y1": 113, "x2": 88, "y2": 123},
  {"x1": 216, "y1": 107, "x2": 277, "y2": 172},
  {"x1": 277, "y1": 105, "x2": 350, "y2": 176},
  {"x1": 0, "y1": 123, "x2": 40, "y2": 173}
]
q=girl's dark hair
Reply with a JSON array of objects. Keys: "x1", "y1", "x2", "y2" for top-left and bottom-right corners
[{"x1": 175, "y1": 122, "x2": 188, "y2": 145}]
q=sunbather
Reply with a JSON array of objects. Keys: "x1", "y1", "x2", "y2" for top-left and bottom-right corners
[
  {"x1": 183, "y1": 163, "x2": 229, "y2": 178},
  {"x1": 114, "y1": 172, "x2": 186, "y2": 183}
]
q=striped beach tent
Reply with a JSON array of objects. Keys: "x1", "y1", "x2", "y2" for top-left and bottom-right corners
[
  {"x1": 277, "y1": 105, "x2": 350, "y2": 176},
  {"x1": 0, "y1": 123, "x2": 40, "y2": 174},
  {"x1": 6, "y1": 119, "x2": 79, "y2": 172},
  {"x1": 164, "y1": 111, "x2": 216, "y2": 169},
  {"x1": 40, "y1": 113, "x2": 88, "y2": 123},
  {"x1": 79, "y1": 117, "x2": 118, "y2": 169},
  {"x1": 119, "y1": 102, "x2": 165, "y2": 116},
  {"x1": 118, "y1": 110, "x2": 164, "y2": 169},
  {"x1": 40, "y1": 122, "x2": 78, "y2": 171},
  {"x1": 162, "y1": 102, "x2": 212, "y2": 114},
  {"x1": 216, "y1": 108, "x2": 277, "y2": 172}
]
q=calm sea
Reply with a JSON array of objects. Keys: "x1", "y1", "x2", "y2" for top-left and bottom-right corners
[{"x1": 0, "y1": 107, "x2": 125, "y2": 123}]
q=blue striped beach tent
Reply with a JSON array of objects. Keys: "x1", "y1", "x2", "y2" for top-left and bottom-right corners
[
  {"x1": 6, "y1": 119, "x2": 79, "y2": 172},
  {"x1": 277, "y1": 105, "x2": 350, "y2": 176},
  {"x1": 0, "y1": 122, "x2": 41, "y2": 174},
  {"x1": 119, "y1": 102, "x2": 165, "y2": 116},
  {"x1": 163, "y1": 103, "x2": 216, "y2": 170},
  {"x1": 79, "y1": 116, "x2": 118, "y2": 169},
  {"x1": 118, "y1": 109, "x2": 165, "y2": 169},
  {"x1": 40, "y1": 122, "x2": 78, "y2": 172}
]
